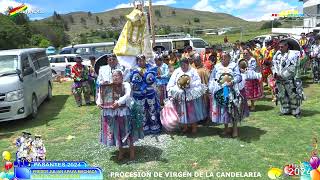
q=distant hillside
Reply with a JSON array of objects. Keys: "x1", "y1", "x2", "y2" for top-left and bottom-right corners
[{"x1": 37, "y1": 6, "x2": 264, "y2": 41}]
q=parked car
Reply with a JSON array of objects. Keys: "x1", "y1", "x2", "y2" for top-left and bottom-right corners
[
  {"x1": 253, "y1": 34, "x2": 290, "y2": 47},
  {"x1": 0, "y1": 48, "x2": 52, "y2": 121},
  {"x1": 46, "y1": 46, "x2": 56, "y2": 55},
  {"x1": 48, "y1": 54, "x2": 90, "y2": 76},
  {"x1": 59, "y1": 42, "x2": 115, "y2": 60},
  {"x1": 154, "y1": 35, "x2": 209, "y2": 54}
]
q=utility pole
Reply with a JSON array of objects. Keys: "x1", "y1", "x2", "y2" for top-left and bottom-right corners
[{"x1": 148, "y1": 0, "x2": 155, "y2": 47}]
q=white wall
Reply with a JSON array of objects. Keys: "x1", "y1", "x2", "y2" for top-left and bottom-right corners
[
  {"x1": 272, "y1": 27, "x2": 319, "y2": 35},
  {"x1": 303, "y1": 0, "x2": 320, "y2": 8}
]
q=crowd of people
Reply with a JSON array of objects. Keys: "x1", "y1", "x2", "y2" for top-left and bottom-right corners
[{"x1": 67, "y1": 33, "x2": 320, "y2": 160}]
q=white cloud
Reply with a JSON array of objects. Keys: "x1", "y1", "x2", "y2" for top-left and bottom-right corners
[
  {"x1": 219, "y1": 0, "x2": 255, "y2": 10},
  {"x1": 238, "y1": 0, "x2": 297, "y2": 21},
  {"x1": 219, "y1": 0, "x2": 234, "y2": 9},
  {"x1": 192, "y1": 0, "x2": 216, "y2": 13},
  {"x1": 0, "y1": 0, "x2": 36, "y2": 14},
  {"x1": 30, "y1": 16, "x2": 45, "y2": 21},
  {"x1": 113, "y1": 3, "x2": 132, "y2": 9},
  {"x1": 153, "y1": 0, "x2": 177, "y2": 6},
  {"x1": 238, "y1": 0, "x2": 256, "y2": 9},
  {"x1": 111, "y1": 0, "x2": 177, "y2": 10}
]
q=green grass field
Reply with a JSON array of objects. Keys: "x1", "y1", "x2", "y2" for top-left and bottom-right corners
[
  {"x1": 202, "y1": 29, "x2": 272, "y2": 45},
  {"x1": 0, "y1": 74, "x2": 320, "y2": 179}
]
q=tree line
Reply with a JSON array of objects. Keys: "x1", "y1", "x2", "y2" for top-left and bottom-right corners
[{"x1": 0, "y1": 11, "x2": 70, "y2": 50}]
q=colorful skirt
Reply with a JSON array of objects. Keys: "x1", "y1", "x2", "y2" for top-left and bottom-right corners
[
  {"x1": 174, "y1": 97, "x2": 206, "y2": 124},
  {"x1": 157, "y1": 84, "x2": 168, "y2": 105},
  {"x1": 71, "y1": 81, "x2": 90, "y2": 95},
  {"x1": 244, "y1": 79, "x2": 263, "y2": 100},
  {"x1": 239, "y1": 89, "x2": 250, "y2": 119},
  {"x1": 100, "y1": 108, "x2": 144, "y2": 147},
  {"x1": 267, "y1": 75, "x2": 276, "y2": 94},
  {"x1": 210, "y1": 95, "x2": 231, "y2": 124}
]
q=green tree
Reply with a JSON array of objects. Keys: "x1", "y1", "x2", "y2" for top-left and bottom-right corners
[
  {"x1": 194, "y1": 17, "x2": 200, "y2": 23},
  {"x1": 30, "y1": 21, "x2": 70, "y2": 47},
  {"x1": 80, "y1": 17, "x2": 86, "y2": 25},
  {"x1": 69, "y1": 15, "x2": 74, "y2": 24},
  {"x1": 53, "y1": 11, "x2": 61, "y2": 21},
  {"x1": 39, "y1": 39, "x2": 51, "y2": 48},
  {"x1": 100, "y1": 19, "x2": 104, "y2": 25},
  {"x1": 96, "y1": 16, "x2": 100, "y2": 24},
  {"x1": 186, "y1": 19, "x2": 191, "y2": 25},
  {"x1": 155, "y1": 10, "x2": 162, "y2": 18},
  {"x1": 79, "y1": 33, "x2": 87, "y2": 44},
  {"x1": 261, "y1": 20, "x2": 281, "y2": 29},
  {"x1": 113, "y1": 31, "x2": 120, "y2": 40},
  {"x1": 109, "y1": 17, "x2": 118, "y2": 27},
  {"x1": 0, "y1": 15, "x2": 29, "y2": 49},
  {"x1": 100, "y1": 32, "x2": 107, "y2": 39},
  {"x1": 107, "y1": 30, "x2": 114, "y2": 38},
  {"x1": 172, "y1": 10, "x2": 176, "y2": 16}
]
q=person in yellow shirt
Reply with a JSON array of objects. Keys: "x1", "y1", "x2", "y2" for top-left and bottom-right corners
[{"x1": 299, "y1": 33, "x2": 308, "y2": 51}]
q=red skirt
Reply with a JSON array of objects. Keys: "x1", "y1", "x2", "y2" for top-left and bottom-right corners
[{"x1": 245, "y1": 79, "x2": 263, "y2": 100}]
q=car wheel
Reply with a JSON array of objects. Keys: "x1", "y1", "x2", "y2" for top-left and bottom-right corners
[
  {"x1": 31, "y1": 95, "x2": 38, "y2": 119},
  {"x1": 46, "y1": 83, "x2": 53, "y2": 101}
]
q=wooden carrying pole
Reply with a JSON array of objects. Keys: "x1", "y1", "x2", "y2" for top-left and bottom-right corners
[{"x1": 148, "y1": 0, "x2": 156, "y2": 48}]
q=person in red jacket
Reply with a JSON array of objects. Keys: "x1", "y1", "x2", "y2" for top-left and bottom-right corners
[{"x1": 71, "y1": 56, "x2": 91, "y2": 107}]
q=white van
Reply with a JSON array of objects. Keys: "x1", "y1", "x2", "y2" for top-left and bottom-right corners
[
  {"x1": 0, "y1": 48, "x2": 52, "y2": 122},
  {"x1": 154, "y1": 37, "x2": 209, "y2": 54},
  {"x1": 59, "y1": 42, "x2": 115, "y2": 60}
]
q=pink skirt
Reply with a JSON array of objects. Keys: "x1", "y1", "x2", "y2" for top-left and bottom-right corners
[{"x1": 245, "y1": 79, "x2": 263, "y2": 100}]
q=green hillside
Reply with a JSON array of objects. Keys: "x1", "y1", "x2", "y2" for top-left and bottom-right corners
[{"x1": 39, "y1": 6, "x2": 264, "y2": 41}]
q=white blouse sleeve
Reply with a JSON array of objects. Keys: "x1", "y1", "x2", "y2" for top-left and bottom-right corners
[
  {"x1": 116, "y1": 82, "x2": 132, "y2": 105},
  {"x1": 167, "y1": 69, "x2": 179, "y2": 91},
  {"x1": 189, "y1": 68, "x2": 201, "y2": 88}
]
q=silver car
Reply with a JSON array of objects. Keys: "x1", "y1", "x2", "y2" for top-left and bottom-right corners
[{"x1": 0, "y1": 48, "x2": 52, "y2": 122}]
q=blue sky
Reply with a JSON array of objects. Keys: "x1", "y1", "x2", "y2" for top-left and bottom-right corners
[{"x1": 0, "y1": 0, "x2": 303, "y2": 21}]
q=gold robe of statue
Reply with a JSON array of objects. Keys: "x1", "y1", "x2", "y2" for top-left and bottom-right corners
[{"x1": 113, "y1": 8, "x2": 146, "y2": 56}]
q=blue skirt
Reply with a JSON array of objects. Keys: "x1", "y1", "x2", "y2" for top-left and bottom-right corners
[{"x1": 174, "y1": 97, "x2": 206, "y2": 124}]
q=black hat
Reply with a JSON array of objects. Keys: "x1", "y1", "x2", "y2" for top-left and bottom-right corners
[
  {"x1": 153, "y1": 45, "x2": 165, "y2": 52},
  {"x1": 75, "y1": 56, "x2": 82, "y2": 61},
  {"x1": 22, "y1": 132, "x2": 31, "y2": 136}
]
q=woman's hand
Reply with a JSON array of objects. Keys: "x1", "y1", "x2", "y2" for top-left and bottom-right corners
[
  {"x1": 226, "y1": 81, "x2": 233, "y2": 87},
  {"x1": 112, "y1": 102, "x2": 120, "y2": 109},
  {"x1": 97, "y1": 104, "x2": 103, "y2": 109}
]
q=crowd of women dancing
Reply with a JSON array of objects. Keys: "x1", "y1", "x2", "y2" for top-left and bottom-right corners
[{"x1": 68, "y1": 35, "x2": 320, "y2": 160}]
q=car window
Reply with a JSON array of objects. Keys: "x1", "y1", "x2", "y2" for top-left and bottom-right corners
[
  {"x1": 192, "y1": 40, "x2": 207, "y2": 48},
  {"x1": 21, "y1": 55, "x2": 31, "y2": 72},
  {"x1": 155, "y1": 42, "x2": 172, "y2": 51},
  {"x1": 68, "y1": 57, "x2": 75, "y2": 62},
  {"x1": 173, "y1": 40, "x2": 189, "y2": 51},
  {"x1": 94, "y1": 46, "x2": 114, "y2": 54},
  {"x1": 57, "y1": 57, "x2": 66, "y2": 63},
  {"x1": 29, "y1": 53, "x2": 40, "y2": 70},
  {"x1": 60, "y1": 49, "x2": 72, "y2": 54},
  {"x1": 76, "y1": 47, "x2": 90, "y2": 55},
  {"x1": 37, "y1": 51, "x2": 50, "y2": 68}
]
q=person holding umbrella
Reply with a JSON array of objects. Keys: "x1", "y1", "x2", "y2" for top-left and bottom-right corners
[{"x1": 272, "y1": 39, "x2": 303, "y2": 119}]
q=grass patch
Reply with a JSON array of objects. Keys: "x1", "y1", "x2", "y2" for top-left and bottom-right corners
[{"x1": 0, "y1": 76, "x2": 320, "y2": 179}]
